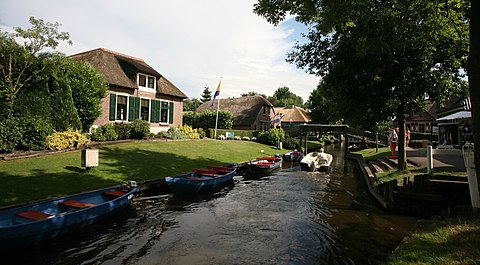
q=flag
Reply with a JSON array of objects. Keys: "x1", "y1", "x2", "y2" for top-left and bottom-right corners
[
  {"x1": 210, "y1": 79, "x2": 221, "y2": 108},
  {"x1": 271, "y1": 112, "x2": 281, "y2": 124}
]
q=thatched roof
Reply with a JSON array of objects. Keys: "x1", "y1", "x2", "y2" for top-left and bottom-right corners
[
  {"x1": 70, "y1": 48, "x2": 187, "y2": 98},
  {"x1": 273, "y1": 106, "x2": 310, "y2": 123},
  {"x1": 196, "y1": 96, "x2": 274, "y2": 126}
]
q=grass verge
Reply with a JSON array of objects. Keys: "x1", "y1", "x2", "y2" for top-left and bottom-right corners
[
  {"x1": 387, "y1": 212, "x2": 480, "y2": 265},
  {"x1": 0, "y1": 139, "x2": 280, "y2": 207}
]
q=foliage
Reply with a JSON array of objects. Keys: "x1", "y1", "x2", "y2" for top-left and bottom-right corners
[
  {"x1": 16, "y1": 116, "x2": 53, "y2": 151},
  {"x1": 241, "y1": 91, "x2": 267, "y2": 98},
  {"x1": 197, "y1": 128, "x2": 206, "y2": 138},
  {"x1": 177, "y1": 125, "x2": 200, "y2": 139},
  {"x1": 306, "y1": 82, "x2": 340, "y2": 124},
  {"x1": 113, "y1": 122, "x2": 131, "y2": 140},
  {"x1": 0, "y1": 118, "x2": 22, "y2": 153},
  {"x1": 183, "y1": 98, "x2": 202, "y2": 111},
  {"x1": 283, "y1": 134, "x2": 301, "y2": 150},
  {"x1": 90, "y1": 124, "x2": 118, "y2": 142},
  {"x1": 158, "y1": 127, "x2": 187, "y2": 140},
  {"x1": 272, "y1": 86, "x2": 304, "y2": 107},
  {"x1": 0, "y1": 17, "x2": 72, "y2": 120},
  {"x1": 183, "y1": 110, "x2": 233, "y2": 131},
  {"x1": 256, "y1": 128, "x2": 285, "y2": 146},
  {"x1": 129, "y1": 119, "x2": 150, "y2": 139},
  {"x1": 254, "y1": 0, "x2": 469, "y2": 170},
  {"x1": 46, "y1": 128, "x2": 90, "y2": 151},
  {"x1": 65, "y1": 58, "x2": 108, "y2": 131},
  {"x1": 200, "y1": 86, "x2": 212, "y2": 103}
]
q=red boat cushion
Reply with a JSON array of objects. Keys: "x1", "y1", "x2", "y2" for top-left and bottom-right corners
[
  {"x1": 103, "y1": 191, "x2": 126, "y2": 197},
  {"x1": 15, "y1": 210, "x2": 52, "y2": 221},
  {"x1": 59, "y1": 200, "x2": 96, "y2": 209}
]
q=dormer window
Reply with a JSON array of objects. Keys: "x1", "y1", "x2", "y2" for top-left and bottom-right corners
[{"x1": 137, "y1": 73, "x2": 156, "y2": 91}]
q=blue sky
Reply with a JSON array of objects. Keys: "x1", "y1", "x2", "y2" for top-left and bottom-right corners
[{"x1": 0, "y1": 0, "x2": 319, "y2": 101}]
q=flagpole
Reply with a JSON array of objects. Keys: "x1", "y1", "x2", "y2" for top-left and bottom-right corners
[
  {"x1": 214, "y1": 96, "x2": 220, "y2": 139},
  {"x1": 213, "y1": 77, "x2": 222, "y2": 139}
]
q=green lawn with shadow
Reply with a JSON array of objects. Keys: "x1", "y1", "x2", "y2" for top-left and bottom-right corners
[{"x1": 0, "y1": 140, "x2": 279, "y2": 206}]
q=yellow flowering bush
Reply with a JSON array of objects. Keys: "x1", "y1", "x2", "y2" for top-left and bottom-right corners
[
  {"x1": 46, "y1": 128, "x2": 90, "y2": 150},
  {"x1": 178, "y1": 125, "x2": 200, "y2": 139}
]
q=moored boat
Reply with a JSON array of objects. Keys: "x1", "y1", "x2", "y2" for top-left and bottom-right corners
[
  {"x1": 0, "y1": 183, "x2": 138, "y2": 250},
  {"x1": 165, "y1": 166, "x2": 237, "y2": 196},
  {"x1": 241, "y1": 155, "x2": 283, "y2": 177},
  {"x1": 282, "y1": 151, "x2": 304, "y2": 162},
  {"x1": 300, "y1": 149, "x2": 333, "y2": 172}
]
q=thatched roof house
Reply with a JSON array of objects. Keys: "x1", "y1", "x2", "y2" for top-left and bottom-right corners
[
  {"x1": 273, "y1": 106, "x2": 311, "y2": 128},
  {"x1": 196, "y1": 96, "x2": 275, "y2": 131},
  {"x1": 70, "y1": 48, "x2": 187, "y2": 133}
]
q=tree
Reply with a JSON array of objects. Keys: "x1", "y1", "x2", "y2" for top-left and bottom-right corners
[
  {"x1": 183, "y1": 98, "x2": 202, "y2": 111},
  {"x1": 467, "y1": 0, "x2": 480, "y2": 191},
  {"x1": 200, "y1": 86, "x2": 212, "y2": 103},
  {"x1": 65, "y1": 59, "x2": 108, "y2": 131},
  {"x1": 0, "y1": 16, "x2": 72, "y2": 119},
  {"x1": 306, "y1": 81, "x2": 341, "y2": 124},
  {"x1": 272, "y1": 86, "x2": 304, "y2": 107},
  {"x1": 254, "y1": 0, "x2": 469, "y2": 171},
  {"x1": 241, "y1": 91, "x2": 267, "y2": 98}
]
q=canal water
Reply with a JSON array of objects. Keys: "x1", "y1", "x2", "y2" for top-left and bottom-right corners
[{"x1": 7, "y1": 144, "x2": 417, "y2": 265}]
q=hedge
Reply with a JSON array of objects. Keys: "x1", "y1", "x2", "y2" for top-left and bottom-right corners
[{"x1": 207, "y1": 129, "x2": 255, "y2": 139}]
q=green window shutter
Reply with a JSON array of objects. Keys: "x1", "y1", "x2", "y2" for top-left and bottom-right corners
[
  {"x1": 128, "y1": 96, "x2": 140, "y2": 121},
  {"x1": 134, "y1": 97, "x2": 140, "y2": 120},
  {"x1": 109, "y1": 94, "x2": 116, "y2": 121},
  {"x1": 151, "y1": 100, "x2": 160, "y2": 123},
  {"x1": 168, "y1": 102, "x2": 174, "y2": 124}
]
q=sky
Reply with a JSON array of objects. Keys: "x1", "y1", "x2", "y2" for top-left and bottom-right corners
[{"x1": 0, "y1": 0, "x2": 319, "y2": 102}]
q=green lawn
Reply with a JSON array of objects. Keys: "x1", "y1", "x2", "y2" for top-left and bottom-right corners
[{"x1": 0, "y1": 140, "x2": 280, "y2": 206}]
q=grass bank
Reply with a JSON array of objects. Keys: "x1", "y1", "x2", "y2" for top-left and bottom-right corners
[
  {"x1": 387, "y1": 212, "x2": 480, "y2": 264},
  {"x1": 0, "y1": 139, "x2": 280, "y2": 207}
]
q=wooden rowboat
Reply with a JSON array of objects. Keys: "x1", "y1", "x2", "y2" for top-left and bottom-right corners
[
  {"x1": 0, "y1": 183, "x2": 138, "y2": 249},
  {"x1": 165, "y1": 166, "x2": 237, "y2": 196}
]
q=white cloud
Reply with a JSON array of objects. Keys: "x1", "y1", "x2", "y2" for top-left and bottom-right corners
[{"x1": 0, "y1": 0, "x2": 319, "y2": 101}]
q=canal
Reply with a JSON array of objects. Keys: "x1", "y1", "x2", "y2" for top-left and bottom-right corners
[{"x1": 8, "y1": 144, "x2": 417, "y2": 265}]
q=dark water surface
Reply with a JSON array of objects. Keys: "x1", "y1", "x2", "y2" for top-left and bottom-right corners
[{"x1": 7, "y1": 144, "x2": 416, "y2": 265}]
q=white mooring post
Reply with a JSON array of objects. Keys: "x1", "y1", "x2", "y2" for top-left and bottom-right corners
[
  {"x1": 463, "y1": 143, "x2": 480, "y2": 209},
  {"x1": 427, "y1": 145, "x2": 433, "y2": 174}
]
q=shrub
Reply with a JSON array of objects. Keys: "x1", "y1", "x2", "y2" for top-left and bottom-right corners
[
  {"x1": 46, "y1": 128, "x2": 90, "y2": 150},
  {"x1": 113, "y1": 122, "x2": 131, "y2": 140},
  {"x1": 197, "y1": 128, "x2": 206, "y2": 139},
  {"x1": 178, "y1": 125, "x2": 200, "y2": 139},
  {"x1": 91, "y1": 124, "x2": 118, "y2": 142},
  {"x1": 161, "y1": 127, "x2": 187, "y2": 140},
  {"x1": 256, "y1": 128, "x2": 285, "y2": 146},
  {"x1": 130, "y1": 120, "x2": 150, "y2": 139},
  {"x1": 0, "y1": 118, "x2": 22, "y2": 153},
  {"x1": 16, "y1": 116, "x2": 54, "y2": 151},
  {"x1": 283, "y1": 134, "x2": 300, "y2": 150}
]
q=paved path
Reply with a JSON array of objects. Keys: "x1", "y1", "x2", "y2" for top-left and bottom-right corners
[{"x1": 405, "y1": 147, "x2": 466, "y2": 172}]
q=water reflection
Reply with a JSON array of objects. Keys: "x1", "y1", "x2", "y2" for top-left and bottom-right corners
[{"x1": 4, "y1": 144, "x2": 416, "y2": 265}]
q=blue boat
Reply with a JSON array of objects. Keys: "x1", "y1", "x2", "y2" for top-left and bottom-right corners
[
  {"x1": 165, "y1": 166, "x2": 237, "y2": 196},
  {"x1": 0, "y1": 184, "x2": 138, "y2": 249}
]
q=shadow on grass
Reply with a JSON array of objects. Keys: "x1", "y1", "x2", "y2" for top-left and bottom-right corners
[{"x1": 98, "y1": 146, "x2": 229, "y2": 181}]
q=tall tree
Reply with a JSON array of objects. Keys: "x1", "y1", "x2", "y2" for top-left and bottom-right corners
[
  {"x1": 183, "y1": 97, "x2": 202, "y2": 111},
  {"x1": 272, "y1": 86, "x2": 304, "y2": 107},
  {"x1": 254, "y1": 0, "x2": 469, "y2": 171},
  {"x1": 200, "y1": 86, "x2": 212, "y2": 103},
  {"x1": 306, "y1": 81, "x2": 341, "y2": 124},
  {"x1": 0, "y1": 16, "x2": 72, "y2": 119},
  {"x1": 468, "y1": 0, "x2": 480, "y2": 190}
]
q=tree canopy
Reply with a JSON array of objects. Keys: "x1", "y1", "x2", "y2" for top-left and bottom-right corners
[
  {"x1": 200, "y1": 86, "x2": 212, "y2": 103},
  {"x1": 255, "y1": 0, "x2": 469, "y2": 170}
]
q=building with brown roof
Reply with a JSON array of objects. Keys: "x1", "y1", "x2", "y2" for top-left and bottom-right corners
[
  {"x1": 70, "y1": 48, "x2": 187, "y2": 133},
  {"x1": 196, "y1": 95, "x2": 275, "y2": 131},
  {"x1": 272, "y1": 106, "x2": 311, "y2": 129}
]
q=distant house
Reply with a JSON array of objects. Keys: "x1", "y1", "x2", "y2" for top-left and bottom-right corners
[
  {"x1": 70, "y1": 48, "x2": 187, "y2": 134},
  {"x1": 435, "y1": 96, "x2": 472, "y2": 148},
  {"x1": 272, "y1": 106, "x2": 311, "y2": 129},
  {"x1": 196, "y1": 96, "x2": 274, "y2": 131},
  {"x1": 406, "y1": 102, "x2": 436, "y2": 133}
]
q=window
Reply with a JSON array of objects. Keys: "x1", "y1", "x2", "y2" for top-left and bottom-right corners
[
  {"x1": 116, "y1": 95, "x2": 128, "y2": 121},
  {"x1": 140, "y1": 98, "x2": 150, "y2": 121},
  {"x1": 138, "y1": 73, "x2": 156, "y2": 89},
  {"x1": 160, "y1": 101, "x2": 169, "y2": 123}
]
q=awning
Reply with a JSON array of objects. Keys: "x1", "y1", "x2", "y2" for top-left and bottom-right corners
[{"x1": 436, "y1": 111, "x2": 471, "y2": 121}]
